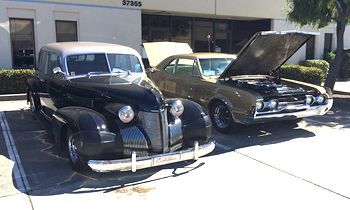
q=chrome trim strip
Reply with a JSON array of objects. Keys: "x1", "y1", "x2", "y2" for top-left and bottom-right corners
[
  {"x1": 160, "y1": 109, "x2": 169, "y2": 153},
  {"x1": 87, "y1": 141, "x2": 215, "y2": 172}
]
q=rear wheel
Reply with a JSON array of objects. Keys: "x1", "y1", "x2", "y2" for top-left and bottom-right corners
[
  {"x1": 66, "y1": 129, "x2": 87, "y2": 172},
  {"x1": 210, "y1": 101, "x2": 236, "y2": 134}
]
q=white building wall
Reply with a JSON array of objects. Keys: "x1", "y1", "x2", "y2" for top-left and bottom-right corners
[{"x1": 0, "y1": 0, "x2": 141, "y2": 69}]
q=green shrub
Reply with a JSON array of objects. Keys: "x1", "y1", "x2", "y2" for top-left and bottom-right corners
[
  {"x1": 299, "y1": 59, "x2": 329, "y2": 76},
  {"x1": 279, "y1": 65, "x2": 324, "y2": 85},
  {"x1": 340, "y1": 50, "x2": 350, "y2": 78},
  {"x1": 0, "y1": 69, "x2": 35, "y2": 94},
  {"x1": 324, "y1": 51, "x2": 336, "y2": 64}
]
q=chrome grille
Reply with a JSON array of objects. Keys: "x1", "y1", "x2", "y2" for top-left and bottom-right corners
[
  {"x1": 120, "y1": 126, "x2": 148, "y2": 156},
  {"x1": 138, "y1": 111, "x2": 163, "y2": 152}
]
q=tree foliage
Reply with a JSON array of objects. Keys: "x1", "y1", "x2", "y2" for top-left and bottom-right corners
[{"x1": 286, "y1": 0, "x2": 350, "y2": 89}]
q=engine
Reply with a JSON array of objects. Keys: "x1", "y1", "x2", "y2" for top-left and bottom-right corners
[{"x1": 229, "y1": 77, "x2": 306, "y2": 96}]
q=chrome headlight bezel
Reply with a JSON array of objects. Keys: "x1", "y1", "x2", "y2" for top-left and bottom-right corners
[
  {"x1": 256, "y1": 101, "x2": 264, "y2": 112},
  {"x1": 118, "y1": 105, "x2": 135, "y2": 123},
  {"x1": 170, "y1": 100, "x2": 184, "y2": 117},
  {"x1": 267, "y1": 99, "x2": 279, "y2": 109},
  {"x1": 305, "y1": 95, "x2": 315, "y2": 105},
  {"x1": 315, "y1": 95, "x2": 326, "y2": 104}
]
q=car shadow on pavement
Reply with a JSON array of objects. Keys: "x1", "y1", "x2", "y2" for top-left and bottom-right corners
[
  {"x1": 2, "y1": 109, "x2": 204, "y2": 196},
  {"x1": 209, "y1": 120, "x2": 316, "y2": 157}
]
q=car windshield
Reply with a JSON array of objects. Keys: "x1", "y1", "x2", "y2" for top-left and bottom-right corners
[
  {"x1": 107, "y1": 54, "x2": 142, "y2": 73},
  {"x1": 66, "y1": 53, "x2": 142, "y2": 76},
  {"x1": 199, "y1": 58, "x2": 233, "y2": 77}
]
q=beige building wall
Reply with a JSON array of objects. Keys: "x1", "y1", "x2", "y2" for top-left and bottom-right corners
[
  {"x1": 0, "y1": 0, "x2": 141, "y2": 69},
  {"x1": 1, "y1": 0, "x2": 350, "y2": 69}
]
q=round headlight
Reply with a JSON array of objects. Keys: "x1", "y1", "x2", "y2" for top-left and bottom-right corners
[
  {"x1": 256, "y1": 101, "x2": 264, "y2": 111},
  {"x1": 170, "y1": 100, "x2": 184, "y2": 117},
  {"x1": 118, "y1": 106, "x2": 134, "y2": 123},
  {"x1": 268, "y1": 99, "x2": 279, "y2": 109},
  {"x1": 305, "y1": 95, "x2": 314, "y2": 105},
  {"x1": 316, "y1": 95, "x2": 326, "y2": 104}
]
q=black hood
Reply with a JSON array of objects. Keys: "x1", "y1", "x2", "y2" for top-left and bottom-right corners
[
  {"x1": 68, "y1": 74, "x2": 164, "y2": 111},
  {"x1": 220, "y1": 31, "x2": 316, "y2": 78}
]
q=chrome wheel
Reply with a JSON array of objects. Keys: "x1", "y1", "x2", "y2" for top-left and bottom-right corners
[
  {"x1": 213, "y1": 104, "x2": 231, "y2": 129},
  {"x1": 68, "y1": 135, "x2": 79, "y2": 164}
]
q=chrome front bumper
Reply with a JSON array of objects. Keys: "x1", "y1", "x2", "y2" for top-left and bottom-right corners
[
  {"x1": 87, "y1": 141, "x2": 215, "y2": 172},
  {"x1": 248, "y1": 99, "x2": 333, "y2": 123}
]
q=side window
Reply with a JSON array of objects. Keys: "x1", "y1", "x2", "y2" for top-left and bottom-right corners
[
  {"x1": 193, "y1": 60, "x2": 201, "y2": 77},
  {"x1": 174, "y1": 58, "x2": 195, "y2": 77},
  {"x1": 37, "y1": 51, "x2": 48, "y2": 74},
  {"x1": 164, "y1": 59, "x2": 176, "y2": 74},
  {"x1": 47, "y1": 53, "x2": 60, "y2": 77}
]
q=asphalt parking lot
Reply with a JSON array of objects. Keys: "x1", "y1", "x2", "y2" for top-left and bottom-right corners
[{"x1": 1, "y1": 97, "x2": 350, "y2": 210}]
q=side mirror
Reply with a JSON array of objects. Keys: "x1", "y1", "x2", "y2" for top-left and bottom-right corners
[{"x1": 53, "y1": 67, "x2": 65, "y2": 75}]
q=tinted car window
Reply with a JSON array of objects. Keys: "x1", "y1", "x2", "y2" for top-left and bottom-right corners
[
  {"x1": 174, "y1": 59, "x2": 195, "y2": 77},
  {"x1": 37, "y1": 51, "x2": 48, "y2": 73},
  {"x1": 47, "y1": 53, "x2": 60, "y2": 76},
  {"x1": 107, "y1": 54, "x2": 142, "y2": 73},
  {"x1": 164, "y1": 59, "x2": 176, "y2": 74},
  {"x1": 199, "y1": 58, "x2": 233, "y2": 76},
  {"x1": 66, "y1": 54, "x2": 109, "y2": 76}
]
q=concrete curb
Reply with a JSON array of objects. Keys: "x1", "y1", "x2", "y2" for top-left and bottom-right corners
[{"x1": 0, "y1": 93, "x2": 26, "y2": 101}]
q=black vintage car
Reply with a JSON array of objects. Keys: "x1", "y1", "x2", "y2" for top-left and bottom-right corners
[{"x1": 26, "y1": 42, "x2": 214, "y2": 172}]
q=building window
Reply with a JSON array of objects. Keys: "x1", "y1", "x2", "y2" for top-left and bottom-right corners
[
  {"x1": 306, "y1": 36, "x2": 315, "y2": 60},
  {"x1": 324, "y1": 33, "x2": 333, "y2": 54},
  {"x1": 171, "y1": 17, "x2": 192, "y2": 46},
  {"x1": 9, "y1": 18, "x2": 36, "y2": 69},
  {"x1": 193, "y1": 19, "x2": 213, "y2": 52},
  {"x1": 214, "y1": 21, "x2": 230, "y2": 53},
  {"x1": 141, "y1": 14, "x2": 271, "y2": 54},
  {"x1": 55, "y1": 20, "x2": 78, "y2": 42},
  {"x1": 150, "y1": 15, "x2": 170, "y2": 41}
]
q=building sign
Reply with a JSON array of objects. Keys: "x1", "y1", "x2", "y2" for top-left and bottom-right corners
[{"x1": 122, "y1": 0, "x2": 142, "y2": 7}]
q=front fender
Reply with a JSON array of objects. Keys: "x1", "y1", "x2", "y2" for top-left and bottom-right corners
[
  {"x1": 165, "y1": 99, "x2": 212, "y2": 146},
  {"x1": 52, "y1": 106, "x2": 123, "y2": 158}
]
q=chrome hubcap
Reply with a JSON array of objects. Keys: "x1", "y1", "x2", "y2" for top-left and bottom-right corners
[
  {"x1": 213, "y1": 104, "x2": 231, "y2": 129},
  {"x1": 68, "y1": 136, "x2": 79, "y2": 163}
]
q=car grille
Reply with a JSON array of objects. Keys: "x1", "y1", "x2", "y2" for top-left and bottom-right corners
[
  {"x1": 138, "y1": 111, "x2": 163, "y2": 152},
  {"x1": 278, "y1": 95, "x2": 306, "y2": 106}
]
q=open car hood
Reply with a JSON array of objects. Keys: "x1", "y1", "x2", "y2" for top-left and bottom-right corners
[
  {"x1": 219, "y1": 31, "x2": 317, "y2": 79},
  {"x1": 143, "y1": 42, "x2": 193, "y2": 67}
]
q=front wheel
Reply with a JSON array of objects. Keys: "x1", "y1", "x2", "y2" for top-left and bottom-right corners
[
  {"x1": 29, "y1": 91, "x2": 40, "y2": 113},
  {"x1": 210, "y1": 101, "x2": 236, "y2": 134},
  {"x1": 67, "y1": 129, "x2": 87, "y2": 172}
]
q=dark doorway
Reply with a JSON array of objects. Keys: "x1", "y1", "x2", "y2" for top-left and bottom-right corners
[{"x1": 306, "y1": 36, "x2": 315, "y2": 60}]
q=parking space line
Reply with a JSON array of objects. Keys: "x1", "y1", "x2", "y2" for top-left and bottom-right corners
[
  {"x1": 215, "y1": 142, "x2": 232, "y2": 151},
  {"x1": 0, "y1": 112, "x2": 30, "y2": 192}
]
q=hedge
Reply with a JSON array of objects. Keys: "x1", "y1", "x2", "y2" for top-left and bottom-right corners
[
  {"x1": 324, "y1": 52, "x2": 335, "y2": 64},
  {"x1": 299, "y1": 60, "x2": 329, "y2": 76},
  {"x1": 279, "y1": 65, "x2": 324, "y2": 85},
  {"x1": 0, "y1": 69, "x2": 35, "y2": 94}
]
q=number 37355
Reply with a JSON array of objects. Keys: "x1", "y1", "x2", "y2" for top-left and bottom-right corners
[{"x1": 122, "y1": 0, "x2": 142, "y2": 7}]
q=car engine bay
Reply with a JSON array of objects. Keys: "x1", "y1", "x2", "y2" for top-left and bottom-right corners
[{"x1": 228, "y1": 77, "x2": 308, "y2": 96}]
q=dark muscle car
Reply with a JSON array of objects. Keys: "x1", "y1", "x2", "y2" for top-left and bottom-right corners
[
  {"x1": 27, "y1": 42, "x2": 214, "y2": 172},
  {"x1": 144, "y1": 31, "x2": 333, "y2": 133}
]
